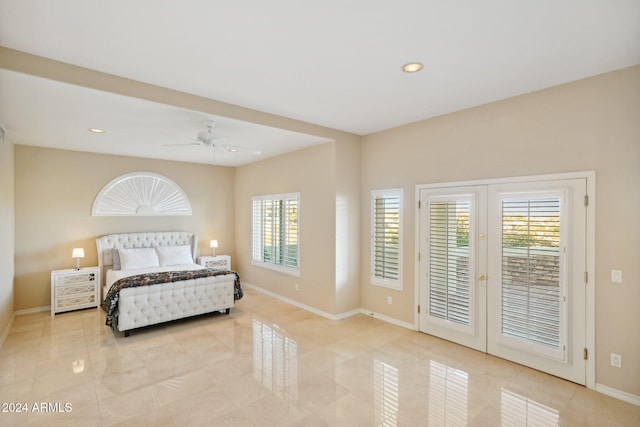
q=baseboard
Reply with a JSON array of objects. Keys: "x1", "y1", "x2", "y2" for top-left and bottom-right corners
[
  {"x1": 15, "y1": 305, "x2": 50, "y2": 316},
  {"x1": 0, "y1": 312, "x2": 16, "y2": 350},
  {"x1": 243, "y1": 282, "x2": 357, "y2": 321},
  {"x1": 359, "y1": 308, "x2": 416, "y2": 330},
  {"x1": 0, "y1": 306, "x2": 49, "y2": 349},
  {"x1": 242, "y1": 282, "x2": 415, "y2": 330},
  {"x1": 334, "y1": 308, "x2": 362, "y2": 320},
  {"x1": 594, "y1": 383, "x2": 640, "y2": 407}
]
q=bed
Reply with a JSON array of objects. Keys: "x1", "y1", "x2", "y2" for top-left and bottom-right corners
[{"x1": 97, "y1": 231, "x2": 242, "y2": 336}]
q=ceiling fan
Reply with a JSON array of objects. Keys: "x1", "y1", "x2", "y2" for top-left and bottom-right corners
[
  {"x1": 193, "y1": 120, "x2": 224, "y2": 145},
  {"x1": 169, "y1": 120, "x2": 262, "y2": 156}
]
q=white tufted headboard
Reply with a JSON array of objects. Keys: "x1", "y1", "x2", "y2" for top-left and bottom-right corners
[{"x1": 96, "y1": 231, "x2": 198, "y2": 287}]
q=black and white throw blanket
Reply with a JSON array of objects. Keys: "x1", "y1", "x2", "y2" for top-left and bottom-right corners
[{"x1": 101, "y1": 269, "x2": 243, "y2": 327}]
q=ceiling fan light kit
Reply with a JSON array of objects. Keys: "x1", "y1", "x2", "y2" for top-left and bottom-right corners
[
  {"x1": 197, "y1": 130, "x2": 215, "y2": 143},
  {"x1": 194, "y1": 120, "x2": 220, "y2": 144}
]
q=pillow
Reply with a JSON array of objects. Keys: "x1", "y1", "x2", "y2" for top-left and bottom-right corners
[
  {"x1": 156, "y1": 245, "x2": 193, "y2": 267},
  {"x1": 118, "y1": 247, "x2": 160, "y2": 270},
  {"x1": 111, "y1": 248, "x2": 121, "y2": 270}
]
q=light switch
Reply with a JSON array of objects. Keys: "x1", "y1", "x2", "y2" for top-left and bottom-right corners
[{"x1": 611, "y1": 270, "x2": 622, "y2": 283}]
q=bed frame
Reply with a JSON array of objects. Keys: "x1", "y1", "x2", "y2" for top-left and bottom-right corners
[{"x1": 96, "y1": 231, "x2": 236, "y2": 336}]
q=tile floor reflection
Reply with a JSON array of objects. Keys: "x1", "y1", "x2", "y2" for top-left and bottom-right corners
[
  {"x1": 374, "y1": 359, "x2": 399, "y2": 426},
  {"x1": 253, "y1": 319, "x2": 298, "y2": 401},
  {"x1": 0, "y1": 287, "x2": 638, "y2": 426},
  {"x1": 501, "y1": 389, "x2": 559, "y2": 426},
  {"x1": 428, "y1": 360, "x2": 468, "y2": 426}
]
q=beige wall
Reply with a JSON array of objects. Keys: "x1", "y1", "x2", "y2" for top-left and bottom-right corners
[
  {"x1": 235, "y1": 139, "x2": 361, "y2": 316},
  {"x1": 14, "y1": 146, "x2": 235, "y2": 310},
  {"x1": 334, "y1": 137, "x2": 361, "y2": 314},
  {"x1": 235, "y1": 143, "x2": 338, "y2": 314},
  {"x1": 360, "y1": 66, "x2": 640, "y2": 396},
  {"x1": 0, "y1": 139, "x2": 15, "y2": 337}
]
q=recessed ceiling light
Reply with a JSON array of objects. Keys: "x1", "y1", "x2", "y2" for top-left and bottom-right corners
[
  {"x1": 227, "y1": 147, "x2": 239, "y2": 153},
  {"x1": 401, "y1": 62, "x2": 423, "y2": 73},
  {"x1": 88, "y1": 128, "x2": 105, "y2": 133}
]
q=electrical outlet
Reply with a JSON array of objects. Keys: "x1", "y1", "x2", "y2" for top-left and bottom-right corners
[
  {"x1": 294, "y1": 283, "x2": 299, "y2": 291},
  {"x1": 611, "y1": 270, "x2": 622, "y2": 283},
  {"x1": 610, "y1": 353, "x2": 622, "y2": 368},
  {"x1": 387, "y1": 296, "x2": 392, "y2": 305}
]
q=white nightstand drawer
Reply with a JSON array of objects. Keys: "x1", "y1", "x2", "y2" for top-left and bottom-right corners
[
  {"x1": 55, "y1": 293, "x2": 97, "y2": 312},
  {"x1": 54, "y1": 271, "x2": 97, "y2": 286},
  {"x1": 197, "y1": 255, "x2": 231, "y2": 270},
  {"x1": 56, "y1": 282, "x2": 96, "y2": 297}
]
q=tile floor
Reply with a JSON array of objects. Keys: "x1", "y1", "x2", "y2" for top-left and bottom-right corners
[{"x1": 1, "y1": 288, "x2": 639, "y2": 426}]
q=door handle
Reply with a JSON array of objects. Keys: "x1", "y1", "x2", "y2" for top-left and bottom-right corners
[{"x1": 478, "y1": 274, "x2": 487, "y2": 281}]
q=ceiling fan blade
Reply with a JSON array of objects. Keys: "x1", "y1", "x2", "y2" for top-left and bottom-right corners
[{"x1": 164, "y1": 142, "x2": 202, "y2": 147}]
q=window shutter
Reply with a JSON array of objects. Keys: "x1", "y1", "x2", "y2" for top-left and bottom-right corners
[
  {"x1": 252, "y1": 193, "x2": 300, "y2": 275},
  {"x1": 428, "y1": 199, "x2": 471, "y2": 326},
  {"x1": 284, "y1": 197, "x2": 299, "y2": 269},
  {"x1": 371, "y1": 189, "x2": 402, "y2": 289},
  {"x1": 252, "y1": 199, "x2": 263, "y2": 262},
  {"x1": 271, "y1": 199, "x2": 281, "y2": 264},
  {"x1": 501, "y1": 196, "x2": 562, "y2": 350}
]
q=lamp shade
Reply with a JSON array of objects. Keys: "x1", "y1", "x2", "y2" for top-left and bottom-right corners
[
  {"x1": 210, "y1": 240, "x2": 219, "y2": 248},
  {"x1": 72, "y1": 248, "x2": 85, "y2": 258}
]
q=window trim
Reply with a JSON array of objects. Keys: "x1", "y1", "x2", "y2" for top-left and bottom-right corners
[
  {"x1": 251, "y1": 192, "x2": 301, "y2": 277},
  {"x1": 371, "y1": 188, "x2": 403, "y2": 290}
]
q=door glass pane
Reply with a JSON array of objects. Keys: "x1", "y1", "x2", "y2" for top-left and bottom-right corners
[
  {"x1": 501, "y1": 197, "x2": 561, "y2": 350},
  {"x1": 429, "y1": 200, "x2": 471, "y2": 325}
]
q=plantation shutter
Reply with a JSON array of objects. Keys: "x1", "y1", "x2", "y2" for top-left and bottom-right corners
[
  {"x1": 371, "y1": 189, "x2": 402, "y2": 289},
  {"x1": 428, "y1": 198, "x2": 471, "y2": 326},
  {"x1": 252, "y1": 199, "x2": 264, "y2": 262},
  {"x1": 283, "y1": 197, "x2": 299, "y2": 269},
  {"x1": 500, "y1": 195, "x2": 563, "y2": 352},
  {"x1": 251, "y1": 193, "x2": 300, "y2": 274}
]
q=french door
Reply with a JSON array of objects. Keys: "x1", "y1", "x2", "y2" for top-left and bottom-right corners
[
  {"x1": 417, "y1": 186, "x2": 487, "y2": 352},
  {"x1": 418, "y1": 178, "x2": 587, "y2": 384}
]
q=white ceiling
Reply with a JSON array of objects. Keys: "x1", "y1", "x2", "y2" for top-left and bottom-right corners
[
  {"x1": 0, "y1": 0, "x2": 639, "y2": 166},
  {"x1": 0, "y1": 69, "x2": 331, "y2": 167}
]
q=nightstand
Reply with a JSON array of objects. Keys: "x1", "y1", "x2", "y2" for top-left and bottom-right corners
[
  {"x1": 51, "y1": 267, "x2": 100, "y2": 316},
  {"x1": 197, "y1": 255, "x2": 231, "y2": 270}
]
